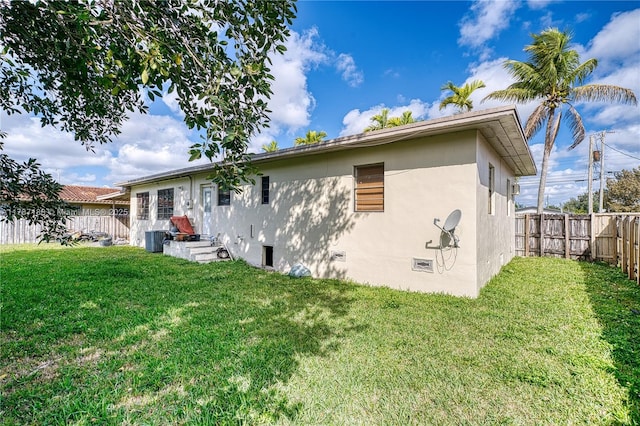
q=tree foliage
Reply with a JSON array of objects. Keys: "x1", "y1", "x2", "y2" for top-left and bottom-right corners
[
  {"x1": 0, "y1": 0, "x2": 296, "y2": 240},
  {"x1": 562, "y1": 191, "x2": 604, "y2": 213},
  {"x1": 294, "y1": 130, "x2": 327, "y2": 146},
  {"x1": 261, "y1": 140, "x2": 279, "y2": 153},
  {"x1": 606, "y1": 167, "x2": 640, "y2": 212},
  {"x1": 364, "y1": 109, "x2": 415, "y2": 132},
  {"x1": 0, "y1": 142, "x2": 71, "y2": 243},
  {"x1": 483, "y1": 28, "x2": 637, "y2": 214},
  {"x1": 439, "y1": 80, "x2": 486, "y2": 112}
]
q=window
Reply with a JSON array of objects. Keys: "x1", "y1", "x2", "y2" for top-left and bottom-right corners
[
  {"x1": 203, "y1": 187, "x2": 212, "y2": 213},
  {"x1": 488, "y1": 164, "x2": 495, "y2": 215},
  {"x1": 355, "y1": 163, "x2": 384, "y2": 212},
  {"x1": 218, "y1": 186, "x2": 231, "y2": 206},
  {"x1": 263, "y1": 245, "x2": 274, "y2": 267},
  {"x1": 261, "y1": 176, "x2": 270, "y2": 204},
  {"x1": 157, "y1": 188, "x2": 174, "y2": 220},
  {"x1": 136, "y1": 192, "x2": 149, "y2": 220}
]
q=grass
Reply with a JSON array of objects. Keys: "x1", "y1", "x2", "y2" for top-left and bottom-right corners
[{"x1": 1, "y1": 245, "x2": 638, "y2": 425}]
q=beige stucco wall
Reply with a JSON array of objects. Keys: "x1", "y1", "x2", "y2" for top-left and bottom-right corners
[
  {"x1": 127, "y1": 129, "x2": 517, "y2": 297},
  {"x1": 475, "y1": 132, "x2": 517, "y2": 293}
]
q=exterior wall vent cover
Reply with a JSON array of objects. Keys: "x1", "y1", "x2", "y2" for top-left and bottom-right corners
[
  {"x1": 331, "y1": 250, "x2": 346, "y2": 262},
  {"x1": 412, "y1": 258, "x2": 434, "y2": 273}
]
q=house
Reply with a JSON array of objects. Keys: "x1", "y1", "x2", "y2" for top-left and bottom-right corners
[
  {"x1": 0, "y1": 185, "x2": 131, "y2": 244},
  {"x1": 59, "y1": 185, "x2": 131, "y2": 240},
  {"x1": 116, "y1": 106, "x2": 536, "y2": 297},
  {"x1": 60, "y1": 185, "x2": 130, "y2": 216}
]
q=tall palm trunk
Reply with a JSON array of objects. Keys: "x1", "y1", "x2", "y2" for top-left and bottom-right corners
[{"x1": 537, "y1": 108, "x2": 561, "y2": 213}]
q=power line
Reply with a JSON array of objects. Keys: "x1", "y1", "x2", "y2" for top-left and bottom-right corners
[{"x1": 602, "y1": 141, "x2": 640, "y2": 161}]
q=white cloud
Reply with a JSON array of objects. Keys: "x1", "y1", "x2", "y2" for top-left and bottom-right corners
[
  {"x1": 1, "y1": 113, "x2": 112, "y2": 170},
  {"x1": 458, "y1": 0, "x2": 520, "y2": 57},
  {"x1": 262, "y1": 28, "x2": 329, "y2": 136},
  {"x1": 581, "y1": 9, "x2": 640, "y2": 72},
  {"x1": 339, "y1": 99, "x2": 429, "y2": 137},
  {"x1": 336, "y1": 53, "x2": 364, "y2": 87},
  {"x1": 527, "y1": 0, "x2": 556, "y2": 10}
]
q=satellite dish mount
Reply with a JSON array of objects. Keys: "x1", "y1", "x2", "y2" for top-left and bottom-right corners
[{"x1": 426, "y1": 209, "x2": 461, "y2": 249}]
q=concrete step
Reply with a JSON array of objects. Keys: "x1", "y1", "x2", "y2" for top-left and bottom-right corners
[
  {"x1": 194, "y1": 252, "x2": 230, "y2": 263},
  {"x1": 189, "y1": 246, "x2": 218, "y2": 255},
  {"x1": 182, "y1": 240, "x2": 212, "y2": 248}
]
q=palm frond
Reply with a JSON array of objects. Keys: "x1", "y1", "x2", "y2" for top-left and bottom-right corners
[
  {"x1": 523, "y1": 104, "x2": 548, "y2": 140},
  {"x1": 572, "y1": 84, "x2": 638, "y2": 105},
  {"x1": 565, "y1": 105, "x2": 585, "y2": 150},
  {"x1": 482, "y1": 87, "x2": 538, "y2": 104}
]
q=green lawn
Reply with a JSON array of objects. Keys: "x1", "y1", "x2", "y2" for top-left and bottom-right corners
[{"x1": 1, "y1": 246, "x2": 638, "y2": 425}]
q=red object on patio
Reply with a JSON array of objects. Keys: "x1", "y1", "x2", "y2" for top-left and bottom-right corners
[{"x1": 170, "y1": 215, "x2": 197, "y2": 236}]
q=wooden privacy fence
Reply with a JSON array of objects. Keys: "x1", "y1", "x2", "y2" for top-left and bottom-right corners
[
  {"x1": 515, "y1": 213, "x2": 640, "y2": 284},
  {"x1": 0, "y1": 215, "x2": 130, "y2": 245}
]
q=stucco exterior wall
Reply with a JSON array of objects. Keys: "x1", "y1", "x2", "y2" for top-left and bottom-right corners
[
  {"x1": 475, "y1": 132, "x2": 517, "y2": 293},
  {"x1": 128, "y1": 131, "x2": 486, "y2": 296}
]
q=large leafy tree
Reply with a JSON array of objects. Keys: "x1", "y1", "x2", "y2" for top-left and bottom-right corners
[
  {"x1": 1, "y1": 0, "x2": 296, "y2": 240},
  {"x1": 0, "y1": 142, "x2": 71, "y2": 242},
  {"x1": 562, "y1": 191, "x2": 604, "y2": 213},
  {"x1": 439, "y1": 80, "x2": 486, "y2": 112},
  {"x1": 294, "y1": 130, "x2": 327, "y2": 146},
  {"x1": 606, "y1": 167, "x2": 640, "y2": 212},
  {"x1": 483, "y1": 28, "x2": 637, "y2": 214}
]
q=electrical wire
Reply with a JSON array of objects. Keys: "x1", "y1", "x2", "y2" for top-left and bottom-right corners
[{"x1": 603, "y1": 142, "x2": 640, "y2": 161}]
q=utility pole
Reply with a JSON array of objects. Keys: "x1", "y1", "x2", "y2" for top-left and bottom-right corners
[{"x1": 587, "y1": 134, "x2": 594, "y2": 214}]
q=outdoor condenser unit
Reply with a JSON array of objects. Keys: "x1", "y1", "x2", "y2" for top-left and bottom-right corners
[{"x1": 145, "y1": 230, "x2": 166, "y2": 253}]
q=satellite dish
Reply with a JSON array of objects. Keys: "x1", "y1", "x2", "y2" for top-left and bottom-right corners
[
  {"x1": 430, "y1": 209, "x2": 462, "y2": 249},
  {"x1": 443, "y1": 209, "x2": 461, "y2": 232}
]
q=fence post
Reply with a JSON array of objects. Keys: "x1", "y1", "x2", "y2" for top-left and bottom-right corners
[
  {"x1": 539, "y1": 213, "x2": 545, "y2": 257},
  {"x1": 564, "y1": 214, "x2": 570, "y2": 259},
  {"x1": 524, "y1": 214, "x2": 530, "y2": 257},
  {"x1": 589, "y1": 213, "x2": 595, "y2": 261}
]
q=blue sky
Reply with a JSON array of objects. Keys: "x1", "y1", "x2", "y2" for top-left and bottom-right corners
[{"x1": 2, "y1": 0, "x2": 639, "y2": 208}]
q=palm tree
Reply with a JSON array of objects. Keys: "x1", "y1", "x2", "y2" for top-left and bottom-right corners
[
  {"x1": 294, "y1": 130, "x2": 327, "y2": 146},
  {"x1": 364, "y1": 108, "x2": 391, "y2": 132},
  {"x1": 387, "y1": 110, "x2": 415, "y2": 127},
  {"x1": 439, "y1": 80, "x2": 486, "y2": 112},
  {"x1": 483, "y1": 28, "x2": 636, "y2": 213},
  {"x1": 261, "y1": 140, "x2": 279, "y2": 152}
]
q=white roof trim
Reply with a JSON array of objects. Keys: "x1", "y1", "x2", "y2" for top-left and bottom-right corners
[{"x1": 116, "y1": 105, "x2": 536, "y2": 187}]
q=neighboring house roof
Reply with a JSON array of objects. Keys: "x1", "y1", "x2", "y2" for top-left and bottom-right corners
[
  {"x1": 116, "y1": 105, "x2": 537, "y2": 187},
  {"x1": 60, "y1": 185, "x2": 129, "y2": 205}
]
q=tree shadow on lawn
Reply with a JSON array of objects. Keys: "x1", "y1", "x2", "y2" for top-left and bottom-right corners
[
  {"x1": 580, "y1": 261, "x2": 640, "y2": 423},
  {"x1": 1, "y1": 254, "x2": 366, "y2": 424}
]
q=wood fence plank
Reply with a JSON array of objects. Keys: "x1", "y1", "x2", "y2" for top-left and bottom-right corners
[
  {"x1": 524, "y1": 214, "x2": 530, "y2": 257},
  {"x1": 564, "y1": 214, "x2": 570, "y2": 259}
]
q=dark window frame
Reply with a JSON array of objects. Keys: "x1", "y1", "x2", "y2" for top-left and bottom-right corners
[
  {"x1": 136, "y1": 192, "x2": 149, "y2": 220},
  {"x1": 261, "y1": 176, "x2": 270, "y2": 205},
  {"x1": 217, "y1": 186, "x2": 231, "y2": 206},
  {"x1": 157, "y1": 188, "x2": 174, "y2": 220}
]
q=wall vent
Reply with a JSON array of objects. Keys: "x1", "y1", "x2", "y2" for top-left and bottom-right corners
[
  {"x1": 412, "y1": 258, "x2": 434, "y2": 273},
  {"x1": 330, "y1": 250, "x2": 346, "y2": 262}
]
